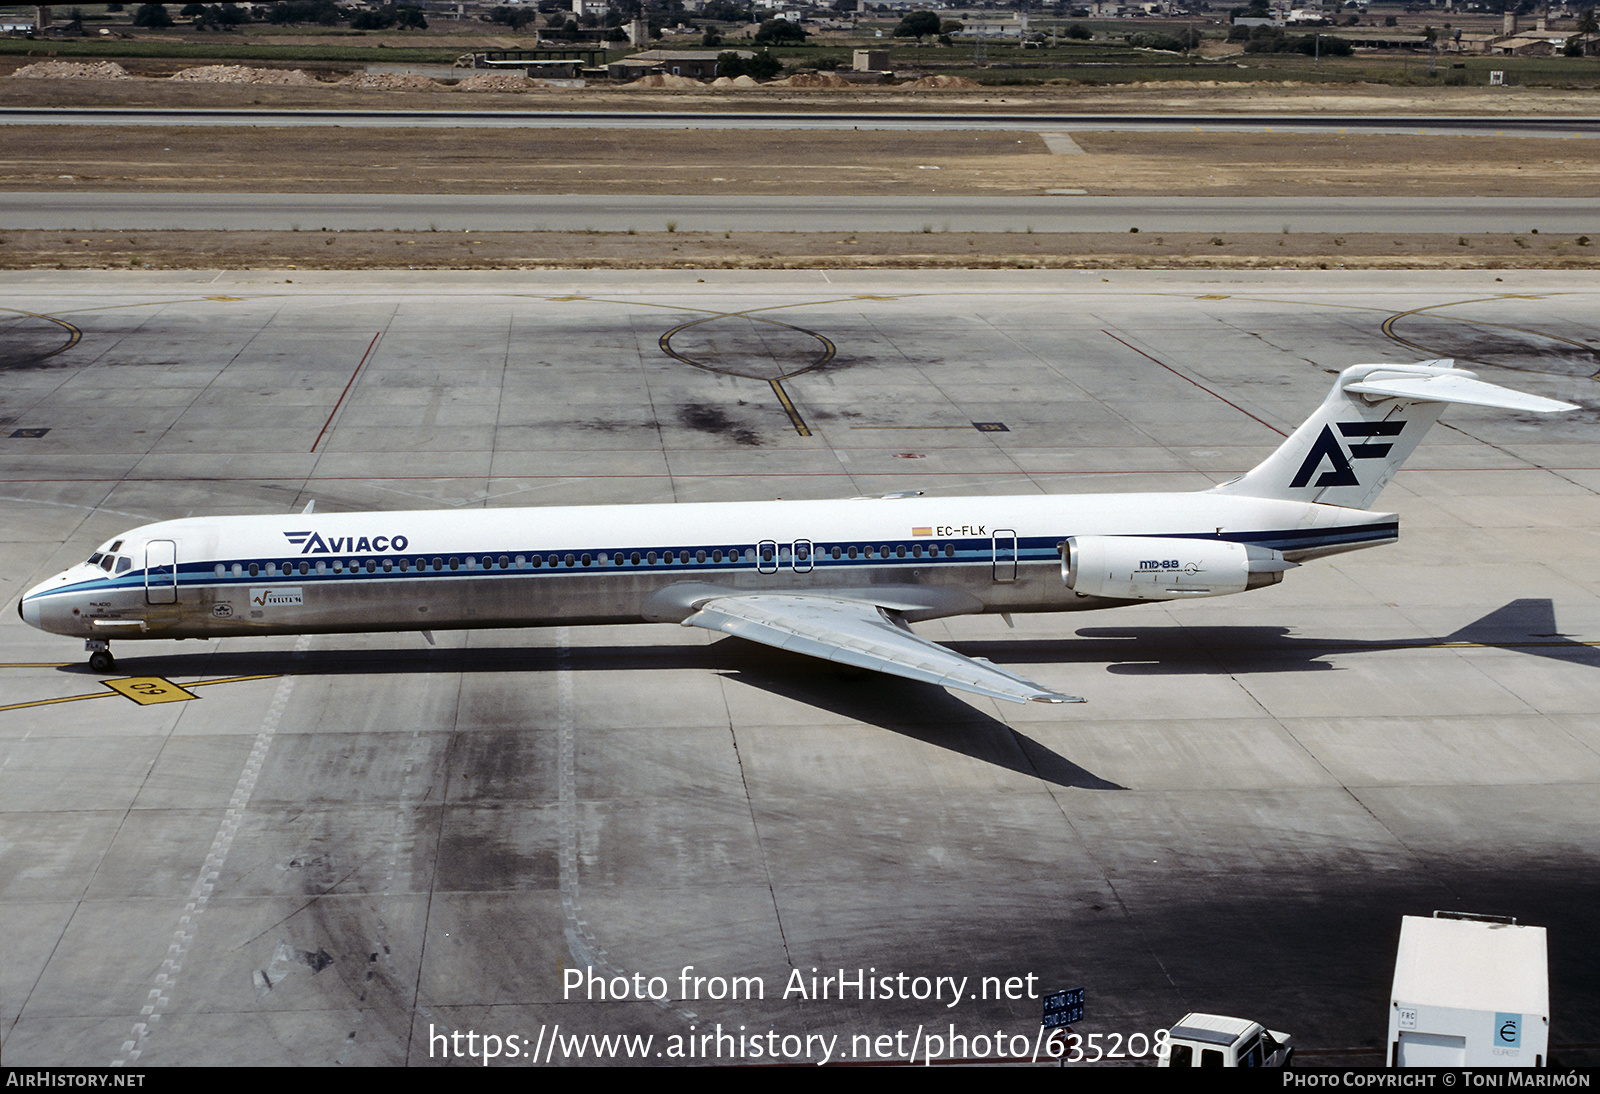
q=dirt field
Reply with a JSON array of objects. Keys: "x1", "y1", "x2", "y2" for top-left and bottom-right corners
[
  {"x1": 1, "y1": 228, "x2": 1593, "y2": 270},
  {"x1": 7, "y1": 126, "x2": 1599, "y2": 197},
  {"x1": 5, "y1": 64, "x2": 1600, "y2": 115},
  {"x1": 6, "y1": 73, "x2": 1598, "y2": 269}
]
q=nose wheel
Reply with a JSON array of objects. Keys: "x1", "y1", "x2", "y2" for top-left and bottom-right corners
[{"x1": 86, "y1": 640, "x2": 115, "y2": 674}]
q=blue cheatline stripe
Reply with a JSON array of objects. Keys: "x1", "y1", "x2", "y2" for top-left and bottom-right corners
[{"x1": 35, "y1": 524, "x2": 1399, "y2": 599}]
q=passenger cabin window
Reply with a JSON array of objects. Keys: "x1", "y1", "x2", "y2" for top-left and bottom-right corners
[{"x1": 1168, "y1": 1045, "x2": 1193, "y2": 1067}]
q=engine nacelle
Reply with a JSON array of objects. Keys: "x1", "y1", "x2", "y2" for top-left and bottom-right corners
[{"x1": 1062, "y1": 535, "x2": 1293, "y2": 601}]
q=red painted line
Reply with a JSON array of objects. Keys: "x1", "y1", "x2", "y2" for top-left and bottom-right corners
[
  {"x1": 1102, "y1": 330, "x2": 1289, "y2": 438},
  {"x1": 310, "y1": 331, "x2": 381, "y2": 454}
]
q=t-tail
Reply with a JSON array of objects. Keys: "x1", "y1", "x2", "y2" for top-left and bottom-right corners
[{"x1": 1210, "y1": 360, "x2": 1577, "y2": 510}]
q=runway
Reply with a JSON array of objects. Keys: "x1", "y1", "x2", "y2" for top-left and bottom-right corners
[
  {"x1": 7, "y1": 192, "x2": 1597, "y2": 234},
  {"x1": 3, "y1": 107, "x2": 1599, "y2": 138},
  {"x1": 2, "y1": 269, "x2": 1598, "y2": 1066}
]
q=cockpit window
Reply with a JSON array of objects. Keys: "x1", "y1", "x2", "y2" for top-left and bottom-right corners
[
  {"x1": 99, "y1": 556, "x2": 116, "y2": 572},
  {"x1": 87, "y1": 553, "x2": 105, "y2": 567},
  {"x1": 115, "y1": 557, "x2": 132, "y2": 574},
  {"x1": 110, "y1": 540, "x2": 123, "y2": 553}
]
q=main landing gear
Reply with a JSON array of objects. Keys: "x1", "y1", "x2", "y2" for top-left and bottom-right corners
[{"x1": 87, "y1": 639, "x2": 115, "y2": 673}]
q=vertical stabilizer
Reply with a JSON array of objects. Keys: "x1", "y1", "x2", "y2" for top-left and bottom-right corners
[{"x1": 1210, "y1": 360, "x2": 1575, "y2": 510}]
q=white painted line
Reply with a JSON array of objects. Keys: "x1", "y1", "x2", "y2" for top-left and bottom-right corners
[{"x1": 112, "y1": 634, "x2": 311, "y2": 1065}]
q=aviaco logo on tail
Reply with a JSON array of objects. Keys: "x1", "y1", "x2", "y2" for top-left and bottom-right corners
[
  {"x1": 283, "y1": 531, "x2": 410, "y2": 554},
  {"x1": 1291, "y1": 421, "x2": 1405, "y2": 488}
]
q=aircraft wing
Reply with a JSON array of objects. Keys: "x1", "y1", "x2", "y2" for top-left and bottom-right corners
[{"x1": 681, "y1": 593, "x2": 1083, "y2": 705}]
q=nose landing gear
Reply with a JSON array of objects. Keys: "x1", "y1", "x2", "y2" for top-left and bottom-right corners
[{"x1": 87, "y1": 639, "x2": 115, "y2": 673}]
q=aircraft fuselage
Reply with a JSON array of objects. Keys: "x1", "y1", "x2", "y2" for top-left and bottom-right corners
[{"x1": 21, "y1": 491, "x2": 1395, "y2": 643}]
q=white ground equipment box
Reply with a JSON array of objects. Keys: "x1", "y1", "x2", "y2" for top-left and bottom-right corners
[{"x1": 1389, "y1": 912, "x2": 1549, "y2": 1067}]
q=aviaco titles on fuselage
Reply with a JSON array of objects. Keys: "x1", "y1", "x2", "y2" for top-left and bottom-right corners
[{"x1": 18, "y1": 362, "x2": 1576, "y2": 704}]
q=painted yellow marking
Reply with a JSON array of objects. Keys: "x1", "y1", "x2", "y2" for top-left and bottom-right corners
[
  {"x1": 1196, "y1": 294, "x2": 1230, "y2": 300},
  {"x1": 204, "y1": 296, "x2": 243, "y2": 301},
  {"x1": 0, "y1": 309, "x2": 81, "y2": 361},
  {"x1": 768, "y1": 378, "x2": 812, "y2": 437},
  {"x1": 0, "y1": 691, "x2": 117, "y2": 714},
  {"x1": 0, "y1": 673, "x2": 280, "y2": 714},
  {"x1": 104, "y1": 676, "x2": 199, "y2": 705},
  {"x1": 1381, "y1": 296, "x2": 1595, "y2": 377},
  {"x1": 658, "y1": 311, "x2": 834, "y2": 437},
  {"x1": 189, "y1": 674, "x2": 281, "y2": 689}
]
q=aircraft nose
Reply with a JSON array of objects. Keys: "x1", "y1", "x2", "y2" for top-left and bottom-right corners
[
  {"x1": 19, "y1": 589, "x2": 41, "y2": 629},
  {"x1": 18, "y1": 577, "x2": 56, "y2": 632}
]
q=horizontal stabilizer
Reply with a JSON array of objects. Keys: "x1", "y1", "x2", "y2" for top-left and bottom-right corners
[
  {"x1": 1344, "y1": 371, "x2": 1577, "y2": 413},
  {"x1": 683, "y1": 593, "x2": 1082, "y2": 705}
]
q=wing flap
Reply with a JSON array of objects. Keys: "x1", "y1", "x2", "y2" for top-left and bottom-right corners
[{"x1": 684, "y1": 593, "x2": 1082, "y2": 705}]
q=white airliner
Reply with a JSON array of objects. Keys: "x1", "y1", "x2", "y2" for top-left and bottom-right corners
[{"x1": 18, "y1": 361, "x2": 1575, "y2": 704}]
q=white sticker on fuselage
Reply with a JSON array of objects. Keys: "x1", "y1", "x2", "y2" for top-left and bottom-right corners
[{"x1": 250, "y1": 587, "x2": 303, "y2": 607}]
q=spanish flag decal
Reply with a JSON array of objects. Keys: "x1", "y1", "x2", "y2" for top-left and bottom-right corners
[{"x1": 912, "y1": 527, "x2": 932, "y2": 537}]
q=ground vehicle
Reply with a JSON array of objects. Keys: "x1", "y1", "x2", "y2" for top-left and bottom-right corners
[
  {"x1": 1389, "y1": 912, "x2": 1549, "y2": 1067},
  {"x1": 1159, "y1": 1013, "x2": 1293, "y2": 1067}
]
